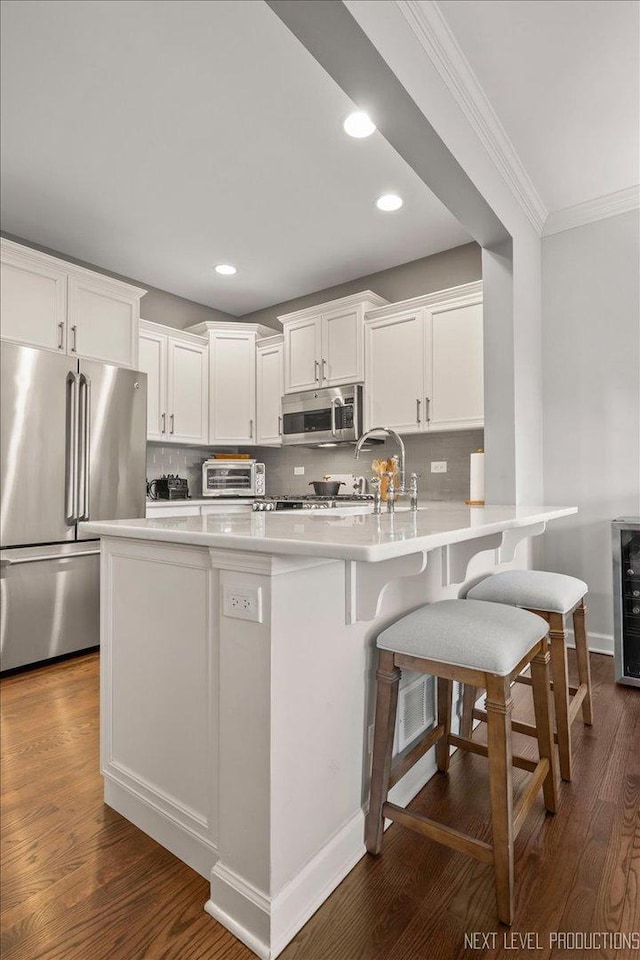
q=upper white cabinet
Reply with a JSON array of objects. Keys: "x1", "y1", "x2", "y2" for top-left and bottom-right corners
[
  {"x1": 139, "y1": 320, "x2": 208, "y2": 444},
  {"x1": 1, "y1": 239, "x2": 145, "y2": 367},
  {"x1": 280, "y1": 291, "x2": 387, "y2": 394},
  {"x1": 186, "y1": 321, "x2": 273, "y2": 446},
  {"x1": 256, "y1": 335, "x2": 284, "y2": 446},
  {"x1": 364, "y1": 282, "x2": 483, "y2": 434}
]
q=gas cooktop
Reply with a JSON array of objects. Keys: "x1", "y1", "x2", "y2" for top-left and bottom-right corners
[{"x1": 252, "y1": 495, "x2": 373, "y2": 511}]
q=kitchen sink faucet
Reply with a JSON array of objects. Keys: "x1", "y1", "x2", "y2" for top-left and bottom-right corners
[{"x1": 354, "y1": 426, "x2": 407, "y2": 506}]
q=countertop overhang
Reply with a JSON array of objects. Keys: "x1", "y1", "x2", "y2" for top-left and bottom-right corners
[{"x1": 81, "y1": 502, "x2": 577, "y2": 563}]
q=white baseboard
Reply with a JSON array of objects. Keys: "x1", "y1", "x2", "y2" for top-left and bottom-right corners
[
  {"x1": 566, "y1": 630, "x2": 614, "y2": 657},
  {"x1": 205, "y1": 750, "x2": 438, "y2": 960},
  {"x1": 104, "y1": 776, "x2": 217, "y2": 880}
]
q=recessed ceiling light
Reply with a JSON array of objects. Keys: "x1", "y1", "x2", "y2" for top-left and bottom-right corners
[
  {"x1": 343, "y1": 111, "x2": 376, "y2": 138},
  {"x1": 214, "y1": 264, "x2": 237, "y2": 276},
  {"x1": 375, "y1": 193, "x2": 403, "y2": 212}
]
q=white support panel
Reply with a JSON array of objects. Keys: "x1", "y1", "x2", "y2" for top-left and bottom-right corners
[
  {"x1": 441, "y1": 532, "x2": 503, "y2": 586},
  {"x1": 345, "y1": 551, "x2": 429, "y2": 624},
  {"x1": 498, "y1": 521, "x2": 546, "y2": 563}
]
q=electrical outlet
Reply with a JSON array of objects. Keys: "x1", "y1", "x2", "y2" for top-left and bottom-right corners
[
  {"x1": 431, "y1": 461, "x2": 447, "y2": 474},
  {"x1": 223, "y1": 585, "x2": 263, "y2": 622},
  {"x1": 294, "y1": 466, "x2": 305, "y2": 476}
]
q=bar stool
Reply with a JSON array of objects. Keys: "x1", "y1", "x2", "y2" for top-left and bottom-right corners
[
  {"x1": 461, "y1": 571, "x2": 593, "y2": 781},
  {"x1": 366, "y1": 599, "x2": 558, "y2": 926}
]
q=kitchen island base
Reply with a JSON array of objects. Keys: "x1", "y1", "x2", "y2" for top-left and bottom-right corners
[{"x1": 90, "y1": 504, "x2": 575, "y2": 959}]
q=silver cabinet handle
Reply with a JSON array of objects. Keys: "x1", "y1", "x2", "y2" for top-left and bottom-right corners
[
  {"x1": 314, "y1": 360, "x2": 320, "y2": 382},
  {"x1": 249, "y1": 418, "x2": 254, "y2": 439},
  {"x1": 416, "y1": 398, "x2": 421, "y2": 424},
  {"x1": 161, "y1": 412, "x2": 166, "y2": 434},
  {"x1": 425, "y1": 397, "x2": 431, "y2": 421},
  {"x1": 58, "y1": 322, "x2": 65, "y2": 350},
  {"x1": 65, "y1": 372, "x2": 79, "y2": 522},
  {"x1": 278, "y1": 415, "x2": 282, "y2": 436},
  {"x1": 78, "y1": 373, "x2": 91, "y2": 520},
  {"x1": 170, "y1": 413, "x2": 175, "y2": 434},
  {"x1": 71, "y1": 324, "x2": 78, "y2": 353},
  {"x1": 1, "y1": 549, "x2": 100, "y2": 567},
  {"x1": 322, "y1": 358, "x2": 328, "y2": 381}
]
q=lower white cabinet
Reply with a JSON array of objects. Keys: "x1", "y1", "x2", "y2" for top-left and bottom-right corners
[
  {"x1": 364, "y1": 282, "x2": 483, "y2": 434},
  {"x1": 256, "y1": 335, "x2": 284, "y2": 445},
  {"x1": 139, "y1": 320, "x2": 208, "y2": 445}
]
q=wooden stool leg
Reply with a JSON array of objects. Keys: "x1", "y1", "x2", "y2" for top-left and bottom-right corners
[
  {"x1": 486, "y1": 675, "x2": 515, "y2": 926},
  {"x1": 436, "y1": 677, "x2": 453, "y2": 773},
  {"x1": 530, "y1": 639, "x2": 559, "y2": 813},
  {"x1": 573, "y1": 599, "x2": 593, "y2": 725},
  {"x1": 365, "y1": 651, "x2": 401, "y2": 855},
  {"x1": 460, "y1": 684, "x2": 476, "y2": 739},
  {"x1": 549, "y1": 613, "x2": 572, "y2": 781}
]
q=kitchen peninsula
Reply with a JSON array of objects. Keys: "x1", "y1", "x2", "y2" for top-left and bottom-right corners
[{"x1": 82, "y1": 502, "x2": 576, "y2": 960}]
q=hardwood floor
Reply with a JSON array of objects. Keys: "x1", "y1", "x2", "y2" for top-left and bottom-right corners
[{"x1": 1, "y1": 651, "x2": 638, "y2": 960}]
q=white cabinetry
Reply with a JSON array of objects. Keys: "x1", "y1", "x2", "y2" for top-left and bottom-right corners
[
  {"x1": 139, "y1": 320, "x2": 208, "y2": 444},
  {"x1": 280, "y1": 291, "x2": 387, "y2": 394},
  {"x1": 256, "y1": 335, "x2": 284, "y2": 446},
  {"x1": 1, "y1": 239, "x2": 145, "y2": 367},
  {"x1": 364, "y1": 282, "x2": 483, "y2": 434},
  {"x1": 186, "y1": 321, "x2": 273, "y2": 446}
]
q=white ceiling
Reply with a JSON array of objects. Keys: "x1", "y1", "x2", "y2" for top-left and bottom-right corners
[
  {"x1": 0, "y1": 0, "x2": 470, "y2": 316},
  {"x1": 435, "y1": 0, "x2": 639, "y2": 213}
]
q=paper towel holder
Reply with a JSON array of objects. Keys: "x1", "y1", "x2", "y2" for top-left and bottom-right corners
[{"x1": 465, "y1": 448, "x2": 485, "y2": 506}]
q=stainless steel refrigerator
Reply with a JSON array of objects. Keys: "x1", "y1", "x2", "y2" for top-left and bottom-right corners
[{"x1": 0, "y1": 341, "x2": 146, "y2": 671}]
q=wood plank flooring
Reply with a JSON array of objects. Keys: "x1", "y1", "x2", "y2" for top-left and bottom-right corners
[{"x1": 1, "y1": 651, "x2": 638, "y2": 960}]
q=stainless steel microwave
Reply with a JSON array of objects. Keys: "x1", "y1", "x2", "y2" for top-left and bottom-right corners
[
  {"x1": 202, "y1": 459, "x2": 265, "y2": 497},
  {"x1": 281, "y1": 384, "x2": 363, "y2": 446}
]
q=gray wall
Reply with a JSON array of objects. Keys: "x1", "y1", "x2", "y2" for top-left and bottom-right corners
[
  {"x1": 541, "y1": 209, "x2": 640, "y2": 649},
  {"x1": 1, "y1": 232, "x2": 236, "y2": 330},
  {"x1": 240, "y1": 242, "x2": 481, "y2": 329}
]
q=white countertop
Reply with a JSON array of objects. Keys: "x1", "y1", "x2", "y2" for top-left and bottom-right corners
[{"x1": 82, "y1": 502, "x2": 576, "y2": 563}]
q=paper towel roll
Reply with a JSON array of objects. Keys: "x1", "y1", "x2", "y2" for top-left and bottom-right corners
[{"x1": 469, "y1": 452, "x2": 485, "y2": 504}]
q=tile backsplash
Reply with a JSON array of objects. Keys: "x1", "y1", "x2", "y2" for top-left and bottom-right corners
[
  {"x1": 148, "y1": 430, "x2": 484, "y2": 501},
  {"x1": 255, "y1": 430, "x2": 484, "y2": 500},
  {"x1": 146, "y1": 444, "x2": 215, "y2": 498}
]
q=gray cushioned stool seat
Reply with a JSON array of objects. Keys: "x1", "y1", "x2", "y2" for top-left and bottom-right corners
[
  {"x1": 466, "y1": 570, "x2": 587, "y2": 615},
  {"x1": 377, "y1": 599, "x2": 547, "y2": 676}
]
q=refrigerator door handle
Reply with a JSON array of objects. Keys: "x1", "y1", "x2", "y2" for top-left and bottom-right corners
[
  {"x1": 78, "y1": 373, "x2": 91, "y2": 521},
  {"x1": 1, "y1": 549, "x2": 100, "y2": 567},
  {"x1": 65, "y1": 372, "x2": 79, "y2": 522}
]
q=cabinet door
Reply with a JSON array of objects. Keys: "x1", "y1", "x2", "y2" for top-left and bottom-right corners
[
  {"x1": 364, "y1": 311, "x2": 425, "y2": 434},
  {"x1": 321, "y1": 307, "x2": 362, "y2": 385},
  {"x1": 209, "y1": 332, "x2": 256, "y2": 444},
  {"x1": 283, "y1": 316, "x2": 321, "y2": 393},
  {"x1": 139, "y1": 328, "x2": 168, "y2": 440},
  {"x1": 167, "y1": 338, "x2": 208, "y2": 444},
  {"x1": 0, "y1": 254, "x2": 68, "y2": 352},
  {"x1": 68, "y1": 276, "x2": 138, "y2": 367},
  {"x1": 428, "y1": 302, "x2": 484, "y2": 431},
  {"x1": 256, "y1": 342, "x2": 283, "y2": 445}
]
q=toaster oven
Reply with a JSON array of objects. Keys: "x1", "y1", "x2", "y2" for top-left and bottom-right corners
[{"x1": 202, "y1": 459, "x2": 265, "y2": 497}]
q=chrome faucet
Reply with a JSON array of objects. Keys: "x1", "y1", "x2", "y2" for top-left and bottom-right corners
[{"x1": 354, "y1": 427, "x2": 407, "y2": 495}]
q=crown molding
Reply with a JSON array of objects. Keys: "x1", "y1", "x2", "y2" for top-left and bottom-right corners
[
  {"x1": 542, "y1": 185, "x2": 640, "y2": 237},
  {"x1": 395, "y1": 0, "x2": 547, "y2": 235}
]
